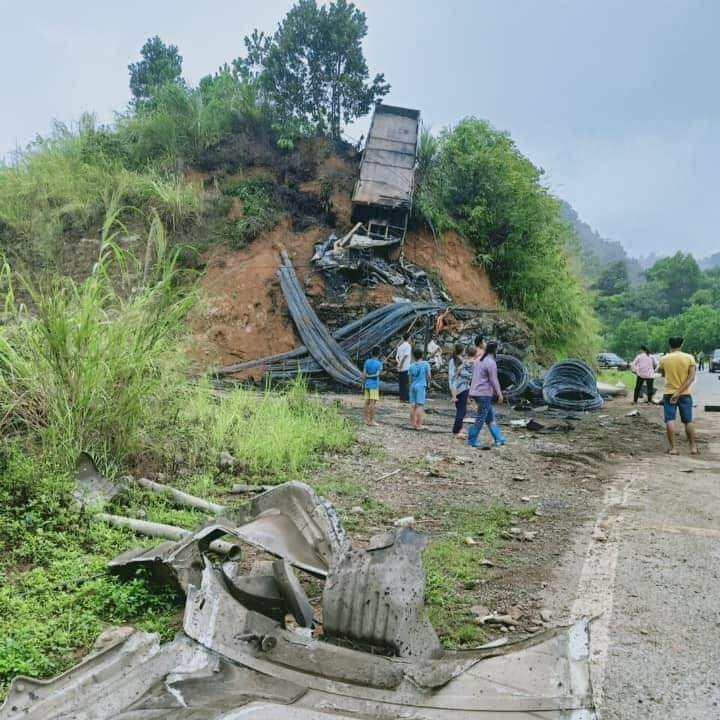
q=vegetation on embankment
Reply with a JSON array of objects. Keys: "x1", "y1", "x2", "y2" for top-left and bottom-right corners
[
  {"x1": 415, "y1": 119, "x2": 600, "y2": 358},
  {"x1": 0, "y1": 237, "x2": 352, "y2": 698}
]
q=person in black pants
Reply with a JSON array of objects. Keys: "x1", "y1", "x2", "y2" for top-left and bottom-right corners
[
  {"x1": 633, "y1": 374, "x2": 655, "y2": 403},
  {"x1": 630, "y1": 345, "x2": 657, "y2": 403},
  {"x1": 449, "y1": 344, "x2": 474, "y2": 437},
  {"x1": 395, "y1": 332, "x2": 412, "y2": 403}
]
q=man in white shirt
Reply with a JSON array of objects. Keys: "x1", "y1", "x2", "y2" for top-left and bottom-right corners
[{"x1": 395, "y1": 332, "x2": 412, "y2": 403}]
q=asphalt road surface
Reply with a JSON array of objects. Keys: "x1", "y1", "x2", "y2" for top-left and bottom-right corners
[{"x1": 549, "y1": 369, "x2": 720, "y2": 719}]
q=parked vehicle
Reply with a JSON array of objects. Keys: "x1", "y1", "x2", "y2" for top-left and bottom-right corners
[
  {"x1": 597, "y1": 352, "x2": 630, "y2": 370},
  {"x1": 710, "y1": 349, "x2": 720, "y2": 373}
]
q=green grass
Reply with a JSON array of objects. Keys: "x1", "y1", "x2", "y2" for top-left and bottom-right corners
[
  {"x1": 220, "y1": 175, "x2": 280, "y2": 248},
  {"x1": 423, "y1": 504, "x2": 515, "y2": 648},
  {"x1": 152, "y1": 377, "x2": 354, "y2": 479},
  {"x1": 0, "y1": 448, "x2": 186, "y2": 700},
  {"x1": 0, "y1": 224, "x2": 193, "y2": 474},
  {"x1": 597, "y1": 368, "x2": 635, "y2": 388}
]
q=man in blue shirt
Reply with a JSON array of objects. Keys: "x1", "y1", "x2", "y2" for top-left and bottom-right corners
[{"x1": 361, "y1": 345, "x2": 383, "y2": 426}]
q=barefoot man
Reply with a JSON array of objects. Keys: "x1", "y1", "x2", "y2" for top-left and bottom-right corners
[{"x1": 659, "y1": 336, "x2": 699, "y2": 455}]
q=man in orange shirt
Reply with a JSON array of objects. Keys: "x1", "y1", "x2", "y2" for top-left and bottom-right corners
[{"x1": 658, "y1": 336, "x2": 698, "y2": 455}]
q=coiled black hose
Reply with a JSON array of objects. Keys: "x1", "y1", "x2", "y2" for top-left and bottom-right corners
[
  {"x1": 542, "y1": 360, "x2": 603, "y2": 411},
  {"x1": 524, "y1": 377, "x2": 545, "y2": 404},
  {"x1": 496, "y1": 354, "x2": 530, "y2": 400}
]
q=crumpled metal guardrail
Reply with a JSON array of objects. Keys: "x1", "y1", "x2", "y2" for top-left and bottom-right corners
[{"x1": 1, "y1": 478, "x2": 599, "y2": 720}]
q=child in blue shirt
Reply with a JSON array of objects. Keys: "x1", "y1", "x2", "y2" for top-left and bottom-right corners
[
  {"x1": 361, "y1": 345, "x2": 383, "y2": 426},
  {"x1": 408, "y1": 347, "x2": 431, "y2": 430}
]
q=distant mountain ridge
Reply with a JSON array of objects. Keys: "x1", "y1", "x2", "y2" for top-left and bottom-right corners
[
  {"x1": 700, "y1": 252, "x2": 720, "y2": 270},
  {"x1": 561, "y1": 202, "x2": 644, "y2": 283}
]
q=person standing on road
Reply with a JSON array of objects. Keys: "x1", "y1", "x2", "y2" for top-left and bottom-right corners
[
  {"x1": 361, "y1": 345, "x2": 383, "y2": 427},
  {"x1": 449, "y1": 343, "x2": 472, "y2": 438},
  {"x1": 468, "y1": 340, "x2": 507, "y2": 448},
  {"x1": 659, "y1": 336, "x2": 699, "y2": 455},
  {"x1": 408, "y1": 347, "x2": 432, "y2": 430},
  {"x1": 697, "y1": 350, "x2": 706, "y2": 372},
  {"x1": 395, "y1": 332, "x2": 412, "y2": 403},
  {"x1": 631, "y1": 345, "x2": 657, "y2": 403}
]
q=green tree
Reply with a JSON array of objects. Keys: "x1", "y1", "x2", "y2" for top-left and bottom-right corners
[
  {"x1": 417, "y1": 118, "x2": 599, "y2": 357},
  {"x1": 129, "y1": 36, "x2": 184, "y2": 107},
  {"x1": 241, "y1": 0, "x2": 390, "y2": 138},
  {"x1": 644, "y1": 252, "x2": 701, "y2": 315},
  {"x1": 594, "y1": 260, "x2": 630, "y2": 296},
  {"x1": 664, "y1": 303, "x2": 720, "y2": 354}
]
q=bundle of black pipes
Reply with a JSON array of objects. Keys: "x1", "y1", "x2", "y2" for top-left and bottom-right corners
[
  {"x1": 542, "y1": 360, "x2": 603, "y2": 411},
  {"x1": 215, "y1": 253, "x2": 508, "y2": 393},
  {"x1": 496, "y1": 354, "x2": 530, "y2": 401},
  {"x1": 277, "y1": 250, "x2": 373, "y2": 389}
]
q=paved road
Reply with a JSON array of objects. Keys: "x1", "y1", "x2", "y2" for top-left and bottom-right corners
[
  {"x1": 693, "y1": 366, "x2": 720, "y2": 407},
  {"x1": 548, "y1": 370, "x2": 720, "y2": 719}
]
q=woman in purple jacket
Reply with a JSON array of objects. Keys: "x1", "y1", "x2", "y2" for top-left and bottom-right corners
[{"x1": 468, "y1": 341, "x2": 507, "y2": 448}]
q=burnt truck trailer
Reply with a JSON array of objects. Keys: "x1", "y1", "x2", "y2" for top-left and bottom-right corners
[{"x1": 350, "y1": 104, "x2": 421, "y2": 245}]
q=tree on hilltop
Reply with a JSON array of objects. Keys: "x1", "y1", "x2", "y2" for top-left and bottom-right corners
[
  {"x1": 129, "y1": 36, "x2": 184, "y2": 107},
  {"x1": 237, "y1": 0, "x2": 390, "y2": 139}
]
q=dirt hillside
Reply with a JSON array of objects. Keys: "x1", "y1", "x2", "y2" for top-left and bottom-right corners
[
  {"x1": 189, "y1": 221, "x2": 325, "y2": 371},
  {"x1": 404, "y1": 229, "x2": 498, "y2": 307}
]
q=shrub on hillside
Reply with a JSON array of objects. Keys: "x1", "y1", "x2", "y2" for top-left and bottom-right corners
[{"x1": 416, "y1": 118, "x2": 599, "y2": 358}]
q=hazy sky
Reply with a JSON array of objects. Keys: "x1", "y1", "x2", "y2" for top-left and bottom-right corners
[{"x1": 1, "y1": 0, "x2": 718, "y2": 258}]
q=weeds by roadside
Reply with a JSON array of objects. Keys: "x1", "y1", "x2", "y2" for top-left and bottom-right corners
[
  {"x1": 0, "y1": 231, "x2": 353, "y2": 701},
  {"x1": 423, "y1": 504, "x2": 518, "y2": 648},
  {"x1": 597, "y1": 368, "x2": 635, "y2": 389}
]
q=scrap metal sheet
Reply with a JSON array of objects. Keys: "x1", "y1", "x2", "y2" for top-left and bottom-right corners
[{"x1": 352, "y1": 104, "x2": 420, "y2": 209}]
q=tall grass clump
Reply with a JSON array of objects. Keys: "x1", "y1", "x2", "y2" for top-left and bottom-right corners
[
  {"x1": 0, "y1": 223, "x2": 193, "y2": 472},
  {"x1": 148, "y1": 376, "x2": 353, "y2": 478},
  {"x1": 221, "y1": 175, "x2": 280, "y2": 247},
  {"x1": 119, "y1": 74, "x2": 267, "y2": 171}
]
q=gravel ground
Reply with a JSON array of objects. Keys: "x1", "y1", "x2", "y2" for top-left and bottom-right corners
[{"x1": 304, "y1": 387, "x2": 668, "y2": 646}]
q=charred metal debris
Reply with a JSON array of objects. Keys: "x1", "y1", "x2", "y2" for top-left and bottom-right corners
[
  {"x1": 1, "y1": 468, "x2": 598, "y2": 719},
  {"x1": 218, "y1": 253, "x2": 531, "y2": 393}
]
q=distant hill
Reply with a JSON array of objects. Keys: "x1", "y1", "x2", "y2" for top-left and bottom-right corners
[
  {"x1": 700, "y1": 252, "x2": 720, "y2": 270},
  {"x1": 561, "y1": 202, "x2": 644, "y2": 284}
]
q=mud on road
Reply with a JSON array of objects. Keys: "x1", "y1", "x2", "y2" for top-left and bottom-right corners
[{"x1": 302, "y1": 392, "x2": 670, "y2": 647}]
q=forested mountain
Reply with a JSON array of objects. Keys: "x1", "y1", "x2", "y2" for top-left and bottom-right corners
[
  {"x1": 700, "y1": 252, "x2": 720, "y2": 270},
  {"x1": 561, "y1": 202, "x2": 644, "y2": 284}
]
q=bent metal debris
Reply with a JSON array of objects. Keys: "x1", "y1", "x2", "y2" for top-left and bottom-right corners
[{"x1": 1, "y1": 480, "x2": 598, "y2": 719}]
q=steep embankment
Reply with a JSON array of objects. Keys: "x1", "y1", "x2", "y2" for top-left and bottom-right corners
[
  {"x1": 185, "y1": 137, "x2": 501, "y2": 371},
  {"x1": 189, "y1": 224, "x2": 501, "y2": 371},
  {"x1": 189, "y1": 221, "x2": 323, "y2": 368},
  {"x1": 404, "y1": 229, "x2": 498, "y2": 307}
]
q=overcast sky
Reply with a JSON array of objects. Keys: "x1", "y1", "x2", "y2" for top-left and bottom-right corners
[{"x1": 1, "y1": 0, "x2": 718, "y2": 258}]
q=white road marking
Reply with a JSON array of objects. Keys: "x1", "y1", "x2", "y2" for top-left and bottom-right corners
[{"x1": 570, "y1": 466, "x2": 645, "y2": 705}]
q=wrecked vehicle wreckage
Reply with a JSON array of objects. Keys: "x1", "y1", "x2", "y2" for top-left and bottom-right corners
[{"x1": 1, "y1": 478, "x2": 598, "y2": 719}]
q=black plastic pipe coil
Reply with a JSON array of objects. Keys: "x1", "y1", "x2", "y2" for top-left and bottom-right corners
[
  {"x1": 542, "y1": 359, "x2": 603, "y2": 411},
  {"x1": 496, "y1": 354, "x2": 530, "y2": 401}
]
